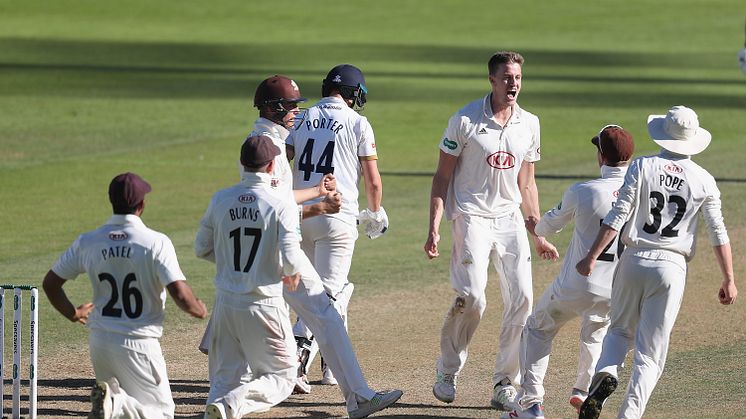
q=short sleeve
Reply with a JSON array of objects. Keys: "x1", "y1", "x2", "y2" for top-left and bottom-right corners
[
  {"x1": 51, "y1": 237, "x2": 86, "y2": 280},
  {"x1": 439, "y1": 113, "x2": 466, "y2": 157},
  {"x1": 524, "y1": 115, "x2": 541, "y2": 163},
  {"x1": 195, "y1": 197, "x2": 216, "y2": 262},
  {"x1": 357, "y1": 117, "x2": 377, "y2": 159},
  {"x1": 154, "y1": 236, "x2": 185, "y2": 287}
]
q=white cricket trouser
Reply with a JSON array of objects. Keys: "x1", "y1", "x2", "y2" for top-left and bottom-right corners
[
  {"x1": 519, "y1": 282, "x2": 610, "y2": 407},
  {"x1": 293, "y1": 215, "x2": 357, "y2": 366},
  {"x1": 284, "y1": 274, "x2": 376, "y2": 411},
  {"x1": 594, "y1": 250, "x2": 686, "y2": 419},
  {"x1": 89, "y1": 330, "x2": 175, "y2": 419},
  {"x1": 438, "y1": 211, "x2": 533, "y2": 386},
  {"x1": 206, "y1": 290, "x2": 296, "y2": 418}
]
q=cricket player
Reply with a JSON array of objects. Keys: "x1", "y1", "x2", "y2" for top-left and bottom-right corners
[
  {"x1": 196, "y1": 135, "x2": 402, "y2": 419},
  {"x1": 501, "y1": 125, "x2": 635, "y2": 419},
  {"x1": 197, "y1": 74, "x2": 341, "y2": 388},
  {"x1": 254, "y1": 75, "x2": 402, "y2": 414},
  {"x1": 43, "y1": 172, "x2": 208, "y2": 419},
  {"x1": 576, "y1": 106, "x2": 737, "y2": 419},
  {"x1": 252, "y1": 76, "x2": 402, "y2": 413},
  {"x1": 424, "y1": 51, "x2": 559, "y2": 411},
  {"x1": 287, "y1": 64, "x2": 388, "y2": 387}
]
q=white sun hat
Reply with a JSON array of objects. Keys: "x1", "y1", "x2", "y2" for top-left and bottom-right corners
[{"x1": 647, "y1": 105, "x2": 711, "y2": 156}]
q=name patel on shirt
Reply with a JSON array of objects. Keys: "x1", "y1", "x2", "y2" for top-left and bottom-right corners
[
  {"x1": 303, "y1": 117, "x2": 344, "y2": 134},
  {"x1": 101, "y1": 246, "x2": 132, "y2": 260}
]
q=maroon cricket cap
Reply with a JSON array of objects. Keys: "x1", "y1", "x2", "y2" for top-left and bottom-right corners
[
  {"x1": 108, "y1": 172, "x2": 151, "y2": 211},
  {"x1": 240, "y1": 135, "x2": 281, "y2": 168},
  {"x1": 591, "y1": 125, "x2": 635, "y2": 164},
  {"x1": 253, "y1": 75, "x2": 306, "y2": 108}
]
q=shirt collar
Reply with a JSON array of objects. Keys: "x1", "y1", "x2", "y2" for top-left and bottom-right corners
[
  {"x1": 318, "y1": 96, "x2": 348, "y2": 106},
  {"x1": 600, "y1": 165, "x2": 628, "y2": 178},
  {"x1": 659, "y1": 149, "x2": 691, "y2": 160},
  {"x1": 482, "y1": 93, "x2": 522, "y2": 124},
  {"x1": 240, "y1": 171, "x2": 273, "y2": 185},
  {"x1": 253, "y1": 117, "x2": 289, "y2": 141},
  {"x1": 106, "y1": 214, "x2": 146, "y2": 227}
]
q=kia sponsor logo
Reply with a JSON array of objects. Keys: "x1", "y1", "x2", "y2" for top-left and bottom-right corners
[
  {"x1": 664, "y1": 163, "x2": 683, "y2": 174},
  {"x1": 613, "y1": 190, "x2": 620, "y2": 198},
  {"x1": 238, "y1": 194, "x2": 256, "y2": 204},
  {"x1": 108, "y1": 231, "x2": 128, "y2": 241},
  {"x1": 486, "y1": 151, "x2": 515, "y2": 169}
]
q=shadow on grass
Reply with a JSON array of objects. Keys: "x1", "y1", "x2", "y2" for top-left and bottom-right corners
[{"x1": 1, "y1": 38, "x2": 745, "y2": 109}]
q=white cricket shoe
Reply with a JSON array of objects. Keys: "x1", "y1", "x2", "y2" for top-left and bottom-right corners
[
  {"x1": 205, "y1": 402, "x2": 227, "y2": 419},
  {"x1": 432, "y1": 371, "x2": 457, "y2": 403},
  {"x1": 88, "y1": 381, "x2": 112, "y2": 419},
  {"x1": 491, "y1": 382, "x2": 518, "y2": 411},
  {"x1": 292, "y1": 375, "x2": 312, "y2": 394},
  {"x1": 348, "y1": 390, "x2": 403, "y2": 419},
  {"x1": 500, "y1": 402, "x2": 545, "y2": 419},
  {"x1": 321, "y1": 357, "x2": 338, "y2": 385}
]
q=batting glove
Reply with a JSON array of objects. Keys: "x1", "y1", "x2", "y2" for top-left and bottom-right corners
[{"x1": 358, "y1": 207, "x2": 389, "y2": 240}]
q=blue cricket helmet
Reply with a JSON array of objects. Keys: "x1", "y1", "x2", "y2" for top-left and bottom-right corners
[{"x1": 322, "y1": 64, "x2": 367, "y2": 109}]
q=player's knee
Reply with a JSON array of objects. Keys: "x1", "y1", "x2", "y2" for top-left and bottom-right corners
[{"x1": 449, "y1": 293, "x2": 486, "y2": 317}]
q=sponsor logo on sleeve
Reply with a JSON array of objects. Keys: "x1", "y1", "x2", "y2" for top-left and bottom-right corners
[
  {"x1": 486, "y1": 151, "x2": 515, "y2": 169},
  {"x1": 613, "y1": 190, "x2": 620, "y2": 198},
  {"x1": 238, "y1": 194, "x2": 257, "y2": 204},
  {"x1": 442, "y1": 138, "x2": 458, "y2": 150},
  {"x1": 478, "y1": 127, "x2": 488, "y2": 135}
]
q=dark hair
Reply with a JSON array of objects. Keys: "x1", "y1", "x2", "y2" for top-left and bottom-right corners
[
  {"x1": 112, "y1": 202, "x2": 141, "y2": 215},
  {"x1": 488, "y1": 51, "x2": 524, "y2": 75}
]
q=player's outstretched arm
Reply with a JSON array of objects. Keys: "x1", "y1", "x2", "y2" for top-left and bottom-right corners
[
  {"x1": 166, "y1": 281, "x2": 208, "y2": 319},
  {"x1": 517, "y1": 161, "x2": 559, "y2": 261},
  {"x1": 42, "y1": 270, "x2": 94, "y2": 324},
  {"x1": 302, "y1": 192, "x2": 342, "y2": 219},
  {"x1": 294, "y1": 173, "x2": 336, "y2": 204},
  {"x1": 713, "y1": 243, "x2": 737, "y2": 305}
]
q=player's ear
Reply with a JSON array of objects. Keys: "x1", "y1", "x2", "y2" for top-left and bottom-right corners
[{"x1": 136, "y1": 200, "x2": 145, "y2": 216}]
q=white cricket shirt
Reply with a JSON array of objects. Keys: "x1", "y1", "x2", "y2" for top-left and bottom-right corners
[
  {"x1": 52, "y1": 214, "x2": 184, "y2": 338},
  {"x1": 250, "y1": 117, "x2": 294, "y2": 199},
  {"x1": 194, "y1": 172, "x2": 311, "y2": 296},
  {"x1": 287, "y1": 96, "x2": 377, "y2": 225},
  {"x1": 604, "y1": 151, "x2": 729, "y2": 261},
  {"x1": 441, "y1": 94, "x2": 541, "y2": 220},
  {"x1": 536, "y1": 165, "x2": 628, "y2": 297}
]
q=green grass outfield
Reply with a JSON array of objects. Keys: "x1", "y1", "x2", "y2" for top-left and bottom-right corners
[{"x1": 1, "y1": 1, "x2": 745, "y2": 417}]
